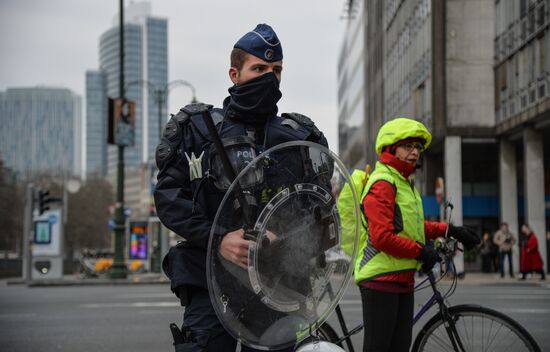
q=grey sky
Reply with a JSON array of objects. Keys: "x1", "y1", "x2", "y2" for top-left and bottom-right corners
[{"x1": 0, "y1": 0, "x2": 345, "y2": 151}]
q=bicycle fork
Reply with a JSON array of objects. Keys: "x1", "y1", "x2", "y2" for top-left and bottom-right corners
[{"x1": 429, "y1": 275, "x2": 467, "y2": 352}]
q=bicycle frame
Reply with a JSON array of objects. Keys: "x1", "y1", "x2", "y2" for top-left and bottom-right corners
[
  {"x1": 412, "y1": 273, "x2": 439, "y2": 325},
  {"x1": 417, "y1": 271, "x2": 467, "y2": 351},
  {"x1": 335, "y1": 264, "x2": 462, "y2": 344},
  {"x1": 329, "y1": 202, "x2": 466, "y2": 350},
  {"x1": 331, "y1": 264, "x2": 460, "y2": 349}
]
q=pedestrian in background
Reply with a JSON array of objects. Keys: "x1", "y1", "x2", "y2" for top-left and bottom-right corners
[
  {"x1": 493, "y1": 222, "x2": 516, "y2": 278},
  {"x1": 479, "y1": 232, "x2": 494, "y2": 273},
  {"x1": 519, "y1": 224, "x2": 545, "y2": 280}
]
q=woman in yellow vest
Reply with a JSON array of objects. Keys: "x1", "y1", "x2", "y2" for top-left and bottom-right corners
[{"x1": 357, "y1": 118, "x2": 479, "y2": 352}]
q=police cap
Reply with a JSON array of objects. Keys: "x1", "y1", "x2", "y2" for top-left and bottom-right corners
[{"x1": 234, "y1": 23, "x2": 283, "y2": 62}]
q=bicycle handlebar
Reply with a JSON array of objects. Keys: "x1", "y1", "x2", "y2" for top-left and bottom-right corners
[{"x1": 433, "y1": 237, "x2": 459, "y2": 258}]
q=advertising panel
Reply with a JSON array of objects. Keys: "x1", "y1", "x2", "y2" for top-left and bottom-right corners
[{"x1": 129, "y1": 222, "x2": 148, "y2": 260}]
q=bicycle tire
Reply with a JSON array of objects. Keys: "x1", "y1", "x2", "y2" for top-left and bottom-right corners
[
  {"x1": 412, "y1": 304, "x2": 541, "y2": 352},
  {"x1": 316, "y1": 322, "x2": 342, "y2": 347}
]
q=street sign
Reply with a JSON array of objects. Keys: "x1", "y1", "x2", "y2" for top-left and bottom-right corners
[
  {"x1": 108, "y1": 97, "x2": 136, "y2": 146},
  {"x1": 32, "y1": 209, "x2": 62, "y2": 257},
  {"x1": 34, "y1": 221, "x2": 52, "y2": 244},
  {"x1": 435, "y1": 177, "x2": 445, "y2": 205}
]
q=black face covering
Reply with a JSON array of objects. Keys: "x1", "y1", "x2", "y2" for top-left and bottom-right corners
[{"x1": 226, "y1": 72, "x2": 282, "y2": 124}]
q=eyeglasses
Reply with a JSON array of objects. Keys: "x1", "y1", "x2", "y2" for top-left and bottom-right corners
[{"x1": 399, "y1": 142, "x2": 425, "y2": 153}]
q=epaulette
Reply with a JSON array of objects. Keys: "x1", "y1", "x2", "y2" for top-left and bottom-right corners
[
  {"x1": 155, "y1": 103, "x2": 221, "y2": 172},
  {"x1": 281, "y1": 112, "x2": 327, "y2": 147}
]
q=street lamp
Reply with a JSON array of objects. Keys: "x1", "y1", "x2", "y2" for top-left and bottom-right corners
[
  {"x1": 109, "y1": 0, "x2": 127, "y2": 279},
  {"x1": 127, "y1": 79, "x2": 197, "y2": 139},
  {"x1": 124, "y1": 79, "x2": 196, "y2": 272}
]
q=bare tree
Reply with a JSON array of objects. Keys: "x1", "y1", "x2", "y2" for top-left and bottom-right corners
[
  {"x1": 66, "y1": 177, "x2": 114, "y2": 257},
  {"x1": 0, "y1": 159, "x2": 23, "y2": 256}
]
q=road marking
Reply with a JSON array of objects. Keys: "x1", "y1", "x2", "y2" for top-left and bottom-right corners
[
  {"x1": 500, "y1": 308, "x2": 550, "y2": 314},
  {"x1": 115, "y1": 293, "x2": 175, "y2": 299},
  {"x1": 492, "y1": 295, "x2": 550, "y2": 300},
  {"x1": 339, "y1": 300, "x2": 362, "y2": 305},
  {"x1": 0, "y1": 313, "x2": 37, "y2": 319},
  {"x1": 80, "y1": 301, "x2": 179, "y2": 308}
]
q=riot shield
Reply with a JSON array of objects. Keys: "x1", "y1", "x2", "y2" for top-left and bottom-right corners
[{"x1": 206, "y1": 141, "x2": 359, "y2": 350}]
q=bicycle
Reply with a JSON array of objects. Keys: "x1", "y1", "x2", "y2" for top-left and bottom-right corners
[{"x1": 314, "y1": 237, "x2": 541, "y2": 352}]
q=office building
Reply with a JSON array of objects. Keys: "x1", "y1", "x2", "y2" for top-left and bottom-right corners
[
  {"x1": 494, "y1": 0, "x2": 550, "y2": 269},
  {"x1": 0, "y1": 87, "x2": 82, "y2": 180},
  {"x1": 337, "y1": 0, "x2": 549, "y2": 269},
  {"x1": 338, "y1": 0, "x2": 368, "y2": 168},
  {"x1": 86, "y1": 1, "x2": 168, "y2": 177},
  {"x1": 85, "y1": 70, "x2": 108, "y2": 177}
]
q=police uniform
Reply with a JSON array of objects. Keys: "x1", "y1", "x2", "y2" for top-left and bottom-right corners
[{"x1": 154, "y1": 24, "x2": 328, "y2": 352}]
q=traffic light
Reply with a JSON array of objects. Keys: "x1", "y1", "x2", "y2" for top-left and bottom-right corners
[
  {"x1": 38, "y1": 190, "x2": 50, "y2": 215},
  {"x1": 37, "y1": 189, "x2": 61, "y2": 215}
]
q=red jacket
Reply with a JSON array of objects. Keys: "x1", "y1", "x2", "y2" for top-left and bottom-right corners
[
  {"x1": 361, "y1": 152, "x2": 448, "y2": 292},
  {"x1": 520, "y1": 232, "x2": 544, "y2": 272}
]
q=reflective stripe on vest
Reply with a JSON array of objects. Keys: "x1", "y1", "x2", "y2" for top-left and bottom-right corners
[{"x1": 354, "y1": 161, "x2": 425, "y2": 284}]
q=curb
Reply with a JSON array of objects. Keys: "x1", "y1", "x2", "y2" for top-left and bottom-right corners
[{"x1": 5, "y1": 275, "x2": 170, "y2": 287}]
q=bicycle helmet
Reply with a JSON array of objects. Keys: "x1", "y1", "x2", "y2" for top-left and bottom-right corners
[{"x1": 375, "y1": 117, "x2": 432, "y2": 155}]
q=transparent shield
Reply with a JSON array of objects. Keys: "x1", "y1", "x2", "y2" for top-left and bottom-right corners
[{"x1": 206, "y1": 141, "x2": 359, "y2": 350}]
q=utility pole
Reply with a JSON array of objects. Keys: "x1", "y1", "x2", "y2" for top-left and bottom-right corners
[
  {"x1": 23, "y1": 183, "x2": 34, "y2": 284},
  {"x1": 110, "y1": 0, "x2": 128, "y2": 279},
  {"x1": 121, "y1": 79, "x2": 197, "y2": 273}
]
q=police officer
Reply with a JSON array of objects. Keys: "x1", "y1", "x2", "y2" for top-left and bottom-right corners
[{"x1": 154, "y1": 24, "x2": 328, "y2": 352}]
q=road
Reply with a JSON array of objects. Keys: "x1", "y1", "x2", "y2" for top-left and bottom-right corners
[
  {"x1": 326, "y1": 280, "x2": 550, "y2": 351},
  {"x1": 0, "y1": 280, "x2": 548, "y2": 351}
]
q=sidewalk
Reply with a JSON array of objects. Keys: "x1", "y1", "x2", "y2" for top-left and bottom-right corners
[
  {"x1": 3, "y1": 272, "x2": 169, "y2": 287},
  {"x1": 440, "y1": 272, "x2": 548, "y2": 287},
  {"x1": 3, "y1": 271, "x2": 546, "y2": 288}
]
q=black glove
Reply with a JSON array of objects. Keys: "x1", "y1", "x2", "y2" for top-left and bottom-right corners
[
  {"x1": 448, "y1": 225, "x2": 481, "y2": 250},
  {"x1": 417, "y1": 246, "x2": 441, "y2": 273}
]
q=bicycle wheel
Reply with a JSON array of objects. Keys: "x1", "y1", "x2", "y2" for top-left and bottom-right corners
[
  {"x1": 412, "y1": 304, "x2": 540, "y2": 352},
  {"x1": 316, "y1": 322, "x2": 342, "y2": 346}
]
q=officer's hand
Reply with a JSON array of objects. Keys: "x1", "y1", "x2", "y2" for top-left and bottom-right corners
[
  {"x1": 220, "y1": 229, "x2": 250, "y2": 269},
  {"x1": 448, "y1": 225, "x2": 480, "y2": 250},
  {"x1": 416, "y1": 246, "x2": 441, "y2": 274},
  {"x1": 265, "y1": 229, "x2": 278, "y2": 243}
]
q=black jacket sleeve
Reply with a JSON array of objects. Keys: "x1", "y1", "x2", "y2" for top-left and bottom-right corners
[{"x1": 154, "y1": 157, "x2": 212, "y2": 250}]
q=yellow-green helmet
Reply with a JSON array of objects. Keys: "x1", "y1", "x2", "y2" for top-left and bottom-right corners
[{"x1": 375, "y1": 117, "x2": 432, "y2": 155}]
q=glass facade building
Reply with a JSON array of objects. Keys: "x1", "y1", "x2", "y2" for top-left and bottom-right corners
[
  {"x1": 100, "y1": 23, "x2": 144, "y2": 172},
  {"x1": 85, "y1": 71, "x2": 108, "y2": 177},
  {"x1": 337, "y1": 0, "x2": 367, "y2": 169},
  {"x1": 88, "y1": 2, "x2": 168, "y2": 176},
  {"x1": 0, "y1": 87, "x2": 82, "y2": 179}
]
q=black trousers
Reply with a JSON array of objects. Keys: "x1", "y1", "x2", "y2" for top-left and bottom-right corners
[
  {"x1": 179, "y1": 286, "x2": 293, "y2": 352},
  {"x1": 360, "y1": 287, "x2": 414, "y2": 352}
]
